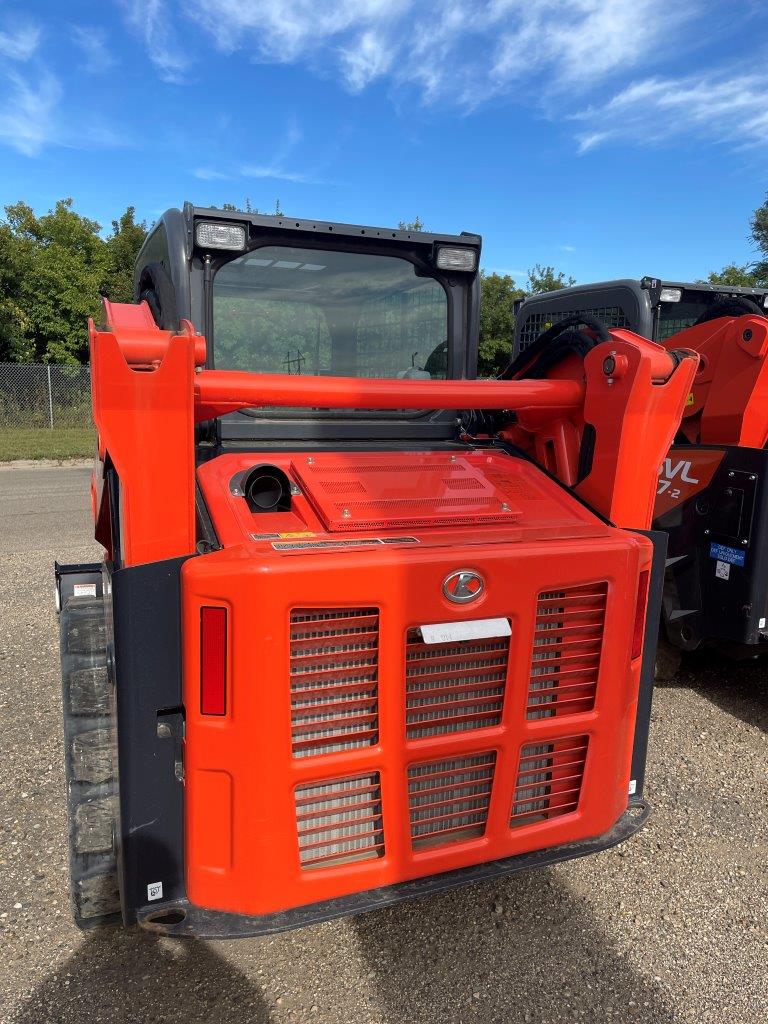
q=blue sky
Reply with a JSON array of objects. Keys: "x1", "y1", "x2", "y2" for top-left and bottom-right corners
[{"x1": 0, "y1": 1, "x2": 766, "y2": 284}]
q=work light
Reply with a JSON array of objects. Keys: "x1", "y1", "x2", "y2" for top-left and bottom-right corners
[
  {"x1": 195, "y1": 221, "x2": 247, "y2": 251},
  {"x1": 659, "y1": 287, "x2": 682, "y2": 303},
  {"x1": 435, "y1": 246, "x2": 477, "y2": 272}
]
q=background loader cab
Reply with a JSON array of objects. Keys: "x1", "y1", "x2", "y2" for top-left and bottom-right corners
[
  {"x1": 514, "y1": 277, "x2": 768, "y2": 355},
  {"x1": 514, "y1": 278, "x2": 768, "y2": 670},
  {"x1": 55, "y1": 207, "x2": 697, "y2": 935}
]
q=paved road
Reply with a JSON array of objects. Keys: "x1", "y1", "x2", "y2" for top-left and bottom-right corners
[{"x1": 1, "y1": 466, "x2": 766, "y2": 1024}]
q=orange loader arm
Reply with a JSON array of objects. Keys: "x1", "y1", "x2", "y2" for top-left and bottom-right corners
[{"x1": 88, "y1": 299, "x2": 698, "y2": 566}]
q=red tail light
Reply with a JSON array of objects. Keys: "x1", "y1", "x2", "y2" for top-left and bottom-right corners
[
  {"x1": 201, "y1": 606, "x2": 227, "y2": 715},
  {"x1": 631, "y1": 570, "x2": 650, "y2": 661}
]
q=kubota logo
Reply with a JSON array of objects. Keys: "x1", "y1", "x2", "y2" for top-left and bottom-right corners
[
  {"x1": 443, "y1": 570, "x2": 485, "y2": 604},
  {"x1": 657, "y1": 457, "x2": 699, "y2": 498}
]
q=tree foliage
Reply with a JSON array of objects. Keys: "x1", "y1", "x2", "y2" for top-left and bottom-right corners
[
  {"x1": 478, "y1": 271, "x2": 525, "y2": 376},
  {"x1": 707, "y1": 193, "x2": 768, "y2": 287},
  {"x1": 0, "y1": 198, "x2": 148, "y2": 363},
  {"x1": 526, "y1": 264, "x2": 576, "y2": 294},
  {"x1": 706, "y1": 264, "x2": 762, "y2": 287}
]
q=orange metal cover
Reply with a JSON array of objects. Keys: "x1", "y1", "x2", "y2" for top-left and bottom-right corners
[
  {"x1": 293, "y1": 453, "x2": 523, "y2": 531},
  {"x1": 183, "y1": 450, "x2": 652, "y2": 919}
]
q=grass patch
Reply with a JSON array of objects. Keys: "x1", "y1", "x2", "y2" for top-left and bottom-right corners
[{"x1": 0, "y1": 426, "x2": 95, "y2": 461}]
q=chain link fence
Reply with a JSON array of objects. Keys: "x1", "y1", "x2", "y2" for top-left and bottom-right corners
[{"x1": 0, "y1": 362, "x2": 92, "y2": 429}]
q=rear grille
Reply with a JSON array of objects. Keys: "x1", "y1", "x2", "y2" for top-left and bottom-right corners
[
  {"x1": 406, "y1": 630, "x2": 509, "y2": 739},
  {"x1": 295, "y1": 773, "x2": 384, "y2": 869},
  {"x1": 527, "y1": 583, "x2": 607, "y2": 720},
  {"x1": 290, "y1": 608, "x2": 379, "y2": 758},
  {"x1": 509, "y1": 736, "x2": 588, "y2": 828},
  {"x1": 408, "y1": 752, "x2": 496, "y2": 850}
]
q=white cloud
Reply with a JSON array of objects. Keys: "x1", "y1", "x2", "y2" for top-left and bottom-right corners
[
  {"x1": 121, "y1": 0, "x2": 189, "y2": 82},
  {"x1": 181, "y1": 0, "x2": 696, "y2": 104},
  {"x1": 122, "y1": 0, "x2": 768, "y2": 156},
  {"x1": 573, "y1": 71, "x2": 768, "y2": 153},
  {"x1": 194, "y1": 167, "x2": 231, "y2": 181},
  {"x1": 0, "y1": 20, "x2": 41, "y2": 61},
  {"x1": 70, "y1": 26, "x2": 116, "y2": 74},
  {"x1": 193, "y1": 120, "x2": 329, "y2": 184},
  {"x1": 0, "y1": 70, "x2": 62, "y2": 156}
]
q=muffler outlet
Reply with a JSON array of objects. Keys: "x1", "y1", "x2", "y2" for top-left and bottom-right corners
[{"x1": 244, "y1": 465, "x2": 292, "y2": 513}]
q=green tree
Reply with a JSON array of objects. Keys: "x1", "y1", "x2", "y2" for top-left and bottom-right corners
[
  {"x1": 705, "y1": 264, "x2": 762, "y2": 287},
  {"x1": 398, "y1": 218, "x2": 425, "y2": 231},
  {"x1": 478, "y1": 271, "x2": 525, "y2": 376},
  {"x1": 526, "y1": 264, "x2": 576, "y2": 294},
  {"x1": 2, "y1": 198, "x2": 108, "y2": 363},
  {"x1": 707, "y1": 194, "x2": 768, "y2": 287},
  {"x1": 102, "y1": 206, "x2": 148, "y2": 304},
  {"x1": 749, "y1": 196, "x2": 768, "y2": 283},
  {"x1": 0, "y1": 217, "x2": 35, "y2": 360}
]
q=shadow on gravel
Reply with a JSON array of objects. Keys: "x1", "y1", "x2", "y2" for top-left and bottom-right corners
[
  {"x1": 659, "y1": 651, "x2": 768, "y2": 734},
  {"x1": 356, "y1": 866, "x2": 673, "y2": 1024},
  {"x1": 10, "y1": 930, "x2": 272, "y2": 1024}
]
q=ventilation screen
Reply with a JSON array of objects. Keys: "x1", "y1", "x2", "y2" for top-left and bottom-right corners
[
  {"x1": 408, "y1": 752, "x2": 496, "y2": 850},
  {"x1": 406, "y1": 630, "x2": 509, "y2": 739},
  {"x1": 290, "y1": 608, "x2": 379, "y2": 758},
  {"x1": 509, "y1": 736, "x2": 588, "y2": 829},
  {"x1": 295, "y1": 773, "x2": 384, "y2": 869},
  {"x1": 518, "y1": 306, "x2": 630, "y2": 352},
  {"x1": 527, "y1": 583, "x2": 607, "y2": 720}
]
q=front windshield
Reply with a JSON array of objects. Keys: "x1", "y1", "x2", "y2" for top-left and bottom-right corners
[{"x1": 213, "y1": 245, "x2": 448, "y2": 380}]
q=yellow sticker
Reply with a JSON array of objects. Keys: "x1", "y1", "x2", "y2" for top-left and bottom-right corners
[
  {"x1": 686, "y1": 392, "x2": 695, "y2": 406},
  {"x1": 278, "y1": 531, "x2": 315, "y2": 539}
]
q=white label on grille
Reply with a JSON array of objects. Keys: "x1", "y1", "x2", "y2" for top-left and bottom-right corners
[
  {"x1": 419, "y1": 617, "x2": 511, "y2": 645},
  {"x1": 715, "y1": 559, "x2": 730, "y2": 581},
  {"x1": 73, "y1": 583, "x2": 97, "y2": 597}
]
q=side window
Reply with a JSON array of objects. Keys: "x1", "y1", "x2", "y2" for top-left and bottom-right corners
[{"x1": 135, "y1": 224, "x2": 178, "y2": 329}]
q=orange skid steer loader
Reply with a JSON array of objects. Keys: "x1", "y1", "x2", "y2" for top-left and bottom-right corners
[{"x1": 55, "y1": 206, "x2": 696, "y2": 935}]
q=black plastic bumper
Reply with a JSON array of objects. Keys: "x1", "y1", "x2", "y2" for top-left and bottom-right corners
[{"x1": 138, "y1": 800, "x2": 651, "y2": 939}]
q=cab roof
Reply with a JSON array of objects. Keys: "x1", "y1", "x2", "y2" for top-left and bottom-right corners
[{"x1": 185, "y1": 202, "x2": 481, "y2": 250}]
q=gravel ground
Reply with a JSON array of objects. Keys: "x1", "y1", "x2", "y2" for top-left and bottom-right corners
[{"x1": 0, "y1": 466, "x2": 766, "y2": 1024}]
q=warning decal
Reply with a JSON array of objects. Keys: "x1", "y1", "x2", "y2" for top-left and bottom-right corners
[
  {"x1": 715, "y1": 560, "x2": 730, "y2": 580},
  {"x1": 709, "y1": 542, "x2": 746, "y2": 567}
]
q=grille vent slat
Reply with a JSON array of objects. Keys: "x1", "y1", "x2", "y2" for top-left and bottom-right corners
[
  {"x1": 290, "y1": 607, "x2": 379, "y2": 758},
  {"x1": 510, "y1": 736, "x2": 588, "y2": 828},
  {"x1": 408, "y1": 752, "x2": 496, "y2": 849},
  {"x1": 295, "y1": 774, "x2": 384, "y2": 869},
  {"x1": 406, "y1": 629, "x2": 509, "y2": 739},
  {"x1": 527, "y1": 583, "x2": 607, "y2": 720}
]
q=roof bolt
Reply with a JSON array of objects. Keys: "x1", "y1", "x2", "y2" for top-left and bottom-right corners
[
  {"x1": 728, "y1": 471, "x2": 735, "y2": 478},
  {"x1": 501, "y1": 502, "x2": 510, "y2": 511},
  {"x1": 157, "y1": 722, "x2": 172, "y2": 739},
  {"x1": 750, "y1": 475, "x2": 757, "y2": 481},
  {"x1": 704, "y1": 529, "x2": 710, "y2": 535},
  {"x1": 342, "y1": 508, "x2": 351, "y2": 518},
  {"x1": 742, "y1": 539, "x2": 748, "y2": 546},
  {"x1": 450, "y1": 455, "x2": 457, "y2": 462},
  {"x1": 307, "y1": 457, "x2": 314, "y2": 465}
]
